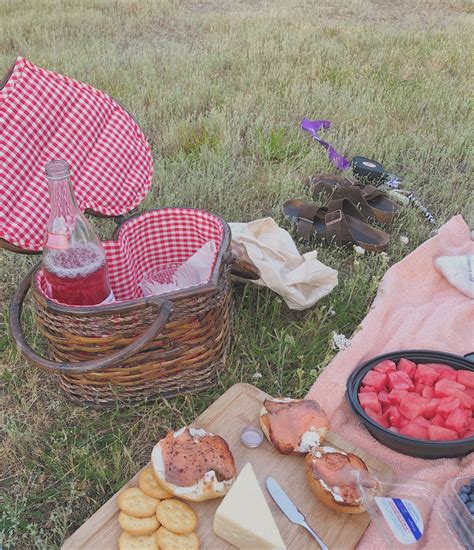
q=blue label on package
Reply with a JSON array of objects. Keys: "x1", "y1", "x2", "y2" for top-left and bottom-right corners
[{"x1": 393, "y1": 498, "x2": 423, "y2": 541}]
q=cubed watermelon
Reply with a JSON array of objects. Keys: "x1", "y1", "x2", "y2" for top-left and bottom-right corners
[
  {"x1": 414, "y1": 416, "x2": 431, "y2": 427},
  {"x1": 378, "y1": 391, "x2": 391, "y2": 408},
  {"x1": 397, "y1": 358, "x2": 417, "y2": 379},
  {"x1": 445, "y1": 408, "x2": 470, "y2": 436},
  {"x1": 457, "y1": 370, "x2": 474, "y2": 389},
  {"x1": 400, "y1": 393, "x2": 429, "y2": 420},
  {"x1": 463, "y1": 430, "x2": 474, "y2": 438},
  {"x1": 388, "y1": 389, "x2": 410, "y2": 406},
  {"x1": 465, "y1": 388, "x2": 474, "y2": 399},
  {"x1": 422, "y1": 398, "x2": 439, "y2": 419},
  {"x1": 399, "y1": 417, "x2": 410, "y2": 428},
  {"x1": 421, "y1": 386, "x2": 434, "y2": 399},
  {"x1": 362, "y1": 370, "x2": 388, "y2": 392},
  {"x1": 414, "y1": 364, "x2": 439, "y2": 387},
  {"x1": 434, "y1": 378, "x2": 466, "y2": 398},
  {"x1": 415, "y1": 382, "x2": 426, "y2": 395},
  {"x1": 359, "y1": 385, "x2": 377, "y2": 393},
  {"x1": 388, "y1": 370, "x2": 415, "y2": 392},
  {"x1": 428, "y1": 425, "x2": 459, "y2": 441},
  {"x1": 385, "y1": 405, "x2": 404, "y2": 428},
  {"x1": 428, "y1": 363, "x2": 457, "y2": 381},
  {"x1": 452, "y1": 389, "x2": 474, "y2": 410},
  {"x1": 400, "y1": 422, "x2": 429, "y2": 440},
  {"x1": 374, "y1": 360, "x2": 397, "y2": 374},
  {"x1": 359, "y1": 392, "x2": 382, "y2": 414},
  {"x1": 365, "y1": 407, "x2": 390, "y2": 428},
  {"x1": 431, "y1": 414, "x2": 445, "y2": 427},
  {"x1": 437, "y1": 397, "x2": 461, "y2": 418}
]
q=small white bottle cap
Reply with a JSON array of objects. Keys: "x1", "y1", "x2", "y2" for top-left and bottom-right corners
[{"x1": 240, "y1": 426, "x2": 264, "y2": 448}]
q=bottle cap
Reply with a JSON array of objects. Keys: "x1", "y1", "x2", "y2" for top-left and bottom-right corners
[{"x1": 240, "y1": 426, "x2": 263, "y2": 448}]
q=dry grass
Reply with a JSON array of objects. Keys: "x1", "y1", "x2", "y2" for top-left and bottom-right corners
[{"x1": 1, "y1": 0, "x2": 473, "y2": 548}]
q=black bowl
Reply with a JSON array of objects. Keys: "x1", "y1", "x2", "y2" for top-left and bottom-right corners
[{"x1": 346, "y1": 350, "x2": 474, "y2": 459}]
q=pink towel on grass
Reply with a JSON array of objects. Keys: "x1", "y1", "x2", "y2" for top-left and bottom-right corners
[{"x1": 307, "y1": 215, "x2": 474, "y2": 549}]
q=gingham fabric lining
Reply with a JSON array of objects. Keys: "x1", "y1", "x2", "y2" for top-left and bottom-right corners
[
  {"x1": 0, "y1": 57, "x2": 153, "y2": 252},
  {"x1": 36, "y1": 209, "x2": 225, "y2": 303}
]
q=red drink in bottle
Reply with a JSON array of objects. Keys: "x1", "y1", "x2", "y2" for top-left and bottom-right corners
[{"x1": 42, "y1": 160, "x2": 113, "y2": 306}]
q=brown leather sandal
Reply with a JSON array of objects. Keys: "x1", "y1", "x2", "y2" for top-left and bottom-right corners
[
  {"x1": 230, "y1": 241, "x2": 260, "y2": 280},
  {"x1": 305, "y1": 174, "x2": 401, "y2": 224},
  {"x1": 282, "y1": 197, "x2": 390, "y2": 252}
]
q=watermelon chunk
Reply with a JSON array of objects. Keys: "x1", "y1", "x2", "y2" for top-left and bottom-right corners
[
  {"x1": 388, "y1": 389, "x2": 410, "y2": 406},
  {"x1": 463, "y1": 430, "x2": 474, "y2": 439},
  {"x1": 422, "y1": 398, "x2": 439, "y2": 419},
  {"x1": 415, "y1": 382, "x2": 426, "y2": 395},
  {"x1": 359, "y1": 392, "x2": 382, "y2": 414},
  {"x1": 421, "y1": 386, "x2": 434, "y2": 399},
  {"x1": 428, "y1": 363, "x2": 457, "y2": 381},
  {"x1": 452, "y1": 390, "x2": 474, "y2": 410},
  {"x1": 437, "y1": 397, "x2": 461, "y2": 418},
  {"x1": 428, "y1": 425, "x2": 459, "y2": 441},
  {"x1": 445, "y1": 408, "x2": 470, "y2": 436},
  {"x1": 373, "y1": 360, "x2": 397, "y2": 374},
  {"x1": 397, "y1": 358, "x2": 417, "y2": 379},
  {"x1": 360, "y1": 385, "x2": 377, "y2": 393},
  {"x1": 431, "y1": 414, "x2": 445, "y2": 427},
  {"x1": 414, "y1": 416, "x2": 431, "y2": 427},
  {"x1": 385, "y1": 405, "x2": 404, "y2": 428},
  {"x1": 434, "y1": 378, "x2": 466, "y2": 398},
  {"x1": 414, "y1": 364, "x2": 439, "y2": 386},
  {"x1": 400, "y1": 422, "x2": 429, "y2": 440},
  {"x1": 365, "y1": 407, "x2": 390, "y2": 428},
  {"x1": 378, "y1": 391, "x2": 391, "y2": 408},
  {"x1": 457, "y1": 370, "x2": 474, "y2": 389},
  {"x1": 399, "y1": 393, "x2": 428, "y2": 420},
  {"x1": 388, "y1": 370, "x2": 415, "y2": 392},
  {"x1": 362, "y1": 371, "x2": 388, "y2": 392}
]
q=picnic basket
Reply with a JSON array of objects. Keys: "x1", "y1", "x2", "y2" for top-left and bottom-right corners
[{"x1": 3, "y1": 57, "x2": 234, "y2": 407}]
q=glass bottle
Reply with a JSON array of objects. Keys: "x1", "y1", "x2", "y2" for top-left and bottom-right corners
[{"x1": 42, "y1": 160, "x2": 113, "y2": 306}]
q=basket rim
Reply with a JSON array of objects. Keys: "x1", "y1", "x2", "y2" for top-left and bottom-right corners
[{"x1": 31, "y1": 207, "x2": 231, "y2": 315}]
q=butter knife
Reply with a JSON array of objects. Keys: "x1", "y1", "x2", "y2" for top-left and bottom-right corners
[{"x1": 266, "y1": 477, "x2": 329, "y2": 550}]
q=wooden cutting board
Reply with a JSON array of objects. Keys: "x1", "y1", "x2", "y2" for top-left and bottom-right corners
[{"x1": 62, "y1": 383, "x2": 392, "y2": 549}]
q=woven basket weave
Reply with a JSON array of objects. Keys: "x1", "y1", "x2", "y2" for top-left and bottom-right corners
[{"x1": 10, "y1": 209, "x2": 233, "y2": 407}]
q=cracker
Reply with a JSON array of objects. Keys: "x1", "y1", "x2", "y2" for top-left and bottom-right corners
[
  {"x1": 118, "y1": 487, "x2": 158, "y2": 518},
  {"x1": 155, "y1": 526, "x2": 200, "y2": 550},
  {"x1": 119, "y1": 530, "x2": 158, "y2": 550},
  {"x1": 156, "y1": 499, "x2": 198, "y2": 534},
  {"x1": 139, "y1": 466, "x2": 173, "y2": 500},
  {"x1": 118, "y1": 511, "x2": 159, "y2": 536}
]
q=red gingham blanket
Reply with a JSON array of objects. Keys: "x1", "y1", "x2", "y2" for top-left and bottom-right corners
[
  {"x1": 36, "y1": 209, "x2": 225, "y2": 302},
  {"x1": 0, "y1": 57, "x2": 153, "y2": 252}
]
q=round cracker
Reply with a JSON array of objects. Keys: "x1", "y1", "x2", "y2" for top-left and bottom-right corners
[
  {"x1": 118, "y1": 488, "x2": 158, "y2": 518},
  {"x1": 155, "y1": 526, "x2": 200, "y2": 550},
  {"x1": 118, "y1": 511, "x2": 159, "y2": 536},
  {"x1": 156, "y1": 499, "x2": 197, "y2": 535},
  {"x1": 140, "y1": 466, "x2": 173, "y2": 500},
  {"x1": 119, "y1": 530, "x2": 158, "y2": 550}
]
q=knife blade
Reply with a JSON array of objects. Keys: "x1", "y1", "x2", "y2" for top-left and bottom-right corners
[{"x1": 266, "y1": 477, "x2": 329, "y2": 550}]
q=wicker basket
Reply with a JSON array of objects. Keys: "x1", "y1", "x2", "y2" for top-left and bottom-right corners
[{"x1": 9, "y1": 208, "x2": 234, "y2": 407}]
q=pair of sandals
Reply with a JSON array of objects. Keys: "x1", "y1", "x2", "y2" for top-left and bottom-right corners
[{"x1": 283, "y1": 174, "x2": 401, "y2": 252}]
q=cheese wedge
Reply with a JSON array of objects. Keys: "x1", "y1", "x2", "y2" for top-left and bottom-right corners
[{"x1": 213, "y1": 462, "x2": 286, "y2": 549}]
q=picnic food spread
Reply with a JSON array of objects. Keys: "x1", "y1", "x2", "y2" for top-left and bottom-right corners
[
  {"x1": 151, "y1": 428, "x2": 236, "y2": 502},
  {"x1": 260, "y1": 397, "x2": 330, "y2": 454}
]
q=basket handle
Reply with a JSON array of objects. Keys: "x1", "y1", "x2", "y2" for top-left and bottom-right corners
[{"x1": 9, "y1": 263, "x2": 173, "y2": 375}]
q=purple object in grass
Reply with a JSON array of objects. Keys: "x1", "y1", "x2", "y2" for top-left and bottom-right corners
[{"x1": 300, "y1": 118, "x2": 350, "y2": 170}]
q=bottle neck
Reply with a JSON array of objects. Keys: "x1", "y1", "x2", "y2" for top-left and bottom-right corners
[{"x1": 47, "y1": 177, "x2": 79, "y2": 220}]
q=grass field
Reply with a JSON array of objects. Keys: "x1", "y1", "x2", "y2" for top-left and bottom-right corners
[{"x1": 1, "y1": 0, "x2": 473, "y2": 548}]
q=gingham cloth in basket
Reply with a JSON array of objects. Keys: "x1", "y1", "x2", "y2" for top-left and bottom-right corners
[
  {"x1": 37, "y1": 209, "x2": 225, "y2": 302},
  {"x1": 0, "y1": 56, "x2": 153, "y2": 252}
]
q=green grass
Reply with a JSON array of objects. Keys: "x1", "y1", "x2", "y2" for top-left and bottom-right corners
[{"x1": 1, "y1": 0, "x2": 473, "y2": 548}]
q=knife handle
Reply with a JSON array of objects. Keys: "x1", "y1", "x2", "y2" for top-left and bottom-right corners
[{"x1": 301, "y1": 521, "x2": 329, "y2": 550}]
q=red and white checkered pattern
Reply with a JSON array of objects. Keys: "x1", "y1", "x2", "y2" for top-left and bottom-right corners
[
  {"x1": 37, "y1": 208, "x2": 225, "y2": 303},
  {"x1": 0, "y1": 57, "x2": 153, "y2": 252}
]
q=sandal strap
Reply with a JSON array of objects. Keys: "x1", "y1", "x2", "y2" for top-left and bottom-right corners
[
  {"x1": 295, "y1": 202, "x2": 326, "y2": 239},
  {"x1": 325, "y1": 198, "x2": 365, "y2": 246}
]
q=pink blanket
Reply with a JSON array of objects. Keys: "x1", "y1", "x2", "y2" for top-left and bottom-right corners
[{"x1": 307, "y1": 215, "x2": 474, "y2": 549}]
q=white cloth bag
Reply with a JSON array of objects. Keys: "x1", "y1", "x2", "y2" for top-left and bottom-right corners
[{"x1": 229, "y1": 218, "x2": 338, "y2": 310}]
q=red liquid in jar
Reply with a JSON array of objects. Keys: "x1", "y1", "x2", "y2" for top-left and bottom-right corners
[{"x1": 43, "y1": 243, "x2": 112, "y2": 306}]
